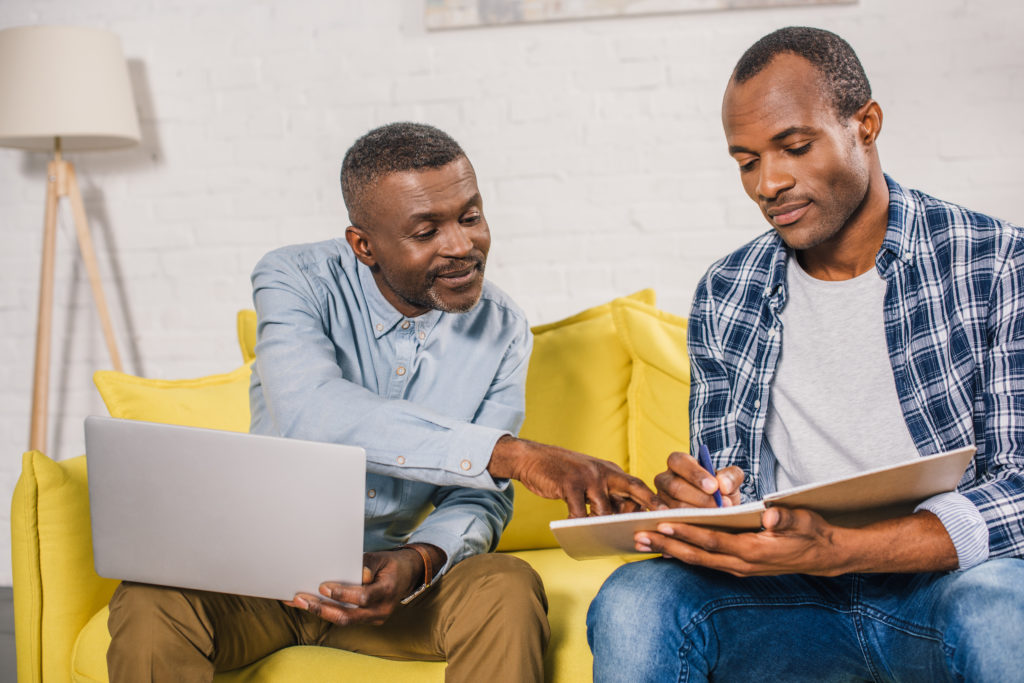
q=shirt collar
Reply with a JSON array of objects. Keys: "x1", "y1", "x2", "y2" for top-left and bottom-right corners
[
  {"x1": 356, "y1": 259, "x2": 443, "y2": 339},
  {"x1": 763, "y1": 237, "x2": 790, "y2": 307},
  {"x1": 875, "y1": 173, "x2": 919, "y2": 274}
]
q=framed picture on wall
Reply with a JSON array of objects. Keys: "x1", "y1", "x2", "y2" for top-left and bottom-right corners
[{"x1": 425, "y1": 0, "x2": 858, "y2": 30}]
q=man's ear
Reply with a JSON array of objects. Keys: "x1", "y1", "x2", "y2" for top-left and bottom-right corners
[
  {"x1": 855, "y1": 99, "x2": 883, "y2": 147},
  {"x1": 345, "y1": 226, "x2": 377, "y2": 267}
]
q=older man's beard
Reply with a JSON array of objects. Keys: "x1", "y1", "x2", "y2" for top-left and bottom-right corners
[
  {"x1": 378, "y1": 255, "x2": 486, "y2": 314},
  {"x1": 425, "y1": 259, "x2": 486, "y2": 313}
]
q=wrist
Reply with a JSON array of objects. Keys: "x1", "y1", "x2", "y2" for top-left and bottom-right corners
[
  {"x1": 397, "y1": 543, "x2": 447, "y2": 604},
  {"x1": 488, "y1": 434, "x2": 522, "y2": 479}
]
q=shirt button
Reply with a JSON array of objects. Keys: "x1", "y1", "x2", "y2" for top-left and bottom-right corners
[
  {"x1": 375, "y1": 323, "x2": 383, "y2": 332},
  {"x1": 754, "y1": 399, "x2": 761, "y2": 409},
  {"x1": 767, "y1": 328, "x2": 776, "y2": 338},
  {"x1": 401, "y1": 320, "x2": 410, "y2": 330},
  {"x1": 460, "y1": 459, "x2": 472, "y2": 471},
  {"x1": 396, "y1": 366, "x2": 406, "y2": 376},
  {"x1": 367, "y1": 489, "x2": 376, "y2": 498},
  {"x1": 418, "y1": 331, "x2": 426, "y2": 340},
  {"x1": 397, "y1": 456, "x2": 406, "y2": 465}
]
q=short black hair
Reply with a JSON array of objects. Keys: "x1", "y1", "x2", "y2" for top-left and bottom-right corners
[
  {"x1": 340, "y1": 122, "x2": 466, "y2": 224},
  {"x1": 732, "y1": 26, "x2": 871, "y2": 120}
]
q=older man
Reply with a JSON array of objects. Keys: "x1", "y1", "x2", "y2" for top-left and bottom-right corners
[
  {"x1": 588, "y1": 27, "x2": 1024, "y2": 682},
  {"x1": 107, "y1": 122, "x2": 658, "y2": 682}
]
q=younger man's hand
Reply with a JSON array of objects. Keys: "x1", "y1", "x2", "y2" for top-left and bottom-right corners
[{"x1": 653, "y1": 451, "x2": 745, "y2": 508}]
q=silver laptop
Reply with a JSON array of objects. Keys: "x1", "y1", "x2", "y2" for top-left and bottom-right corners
[{"x1": 85, "y1": 415, "x2": 366, "y2": 601}]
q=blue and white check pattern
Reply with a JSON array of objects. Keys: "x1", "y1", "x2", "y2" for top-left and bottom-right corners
[{"x1": 688, "y1": 175, "x2": 1024, "y2": 567}]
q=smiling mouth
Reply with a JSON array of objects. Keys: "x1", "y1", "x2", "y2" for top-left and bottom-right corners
[
  {"x1": 767, "y1": 201, "x2": 811, "y2": 227},
  {"x1": 434, "y1": 264, "x2": 481, "y2": 288}
]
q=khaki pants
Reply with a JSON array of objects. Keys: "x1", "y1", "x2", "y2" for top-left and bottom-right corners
[{"x1": 107, "y1": 553, "x2": 549, "y2": 682}]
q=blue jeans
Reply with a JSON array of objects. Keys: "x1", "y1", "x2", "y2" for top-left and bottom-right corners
[{"x1": 587, "y1": 557, "x2": 1024, "y2": 682}]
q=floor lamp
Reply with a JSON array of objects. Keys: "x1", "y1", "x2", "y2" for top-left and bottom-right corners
[{"x1": 0, "y1": 26, "x2": 141, "y2": 453}]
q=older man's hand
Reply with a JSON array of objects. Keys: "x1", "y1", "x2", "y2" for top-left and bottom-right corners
[
  {"x1": 286, "y1": 544, "x2": 444, "y2": 626},
  {"x1": 488, "y1": 435, "x2": 664, "y2": 517}
]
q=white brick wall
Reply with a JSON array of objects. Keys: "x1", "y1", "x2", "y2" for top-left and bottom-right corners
[{"x1": 0, "y1": 0, "x2": 1021, "y2": 585}]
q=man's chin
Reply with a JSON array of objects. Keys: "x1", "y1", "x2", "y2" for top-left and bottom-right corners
[{"x1": 428, "y1": 282, "x2": 484, "y2": 314}]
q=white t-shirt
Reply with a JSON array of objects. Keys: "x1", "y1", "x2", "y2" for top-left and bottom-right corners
[{"x1": 766, "y1": 257, "x2": 920, "y2": 490}]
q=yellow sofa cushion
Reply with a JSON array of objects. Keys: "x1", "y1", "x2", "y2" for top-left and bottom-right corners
[
  {"x1": 612, "y1": 299, "x2": 691, "y2": 486},
  {"x1": 511, "y1": 548, "x2": 624, "y2": 682},
  {"x1": 11, "y1": 452, "x2": 120, "y2": 683},
  {"x1": 237, "y1": 309, "x2": 257, "y2": 363},
  {"x1": 93, "y1": 364, "x2": 252, "y2": 432},
  {"x1": 497, "y1": 289, "x2": 656, "y2": 551}
]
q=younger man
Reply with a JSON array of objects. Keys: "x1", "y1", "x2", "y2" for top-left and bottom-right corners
[{"x1": 589, "y1": 27, "x2": 1024, "y2": 682}]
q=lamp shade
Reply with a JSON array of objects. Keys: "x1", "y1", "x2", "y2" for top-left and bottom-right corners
[{"x1": 0, "y1": 25, "x2": 141, "y2": 151}]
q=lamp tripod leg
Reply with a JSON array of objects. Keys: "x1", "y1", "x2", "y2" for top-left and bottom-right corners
[
  {"x1": 65, "y1": 162, "x2": 124, "y2": 373},
  {"x1": 29, "y1": 162, "x2": 61, "y2": 453}
]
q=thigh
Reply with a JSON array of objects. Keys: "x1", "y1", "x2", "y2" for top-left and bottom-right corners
[
  {"x1": 109, "y1": 581, "x2": 322, "y2": 673},
  {"x1": 589, "y1": 558, "x2": 871, "y2": 683},
  {"x1": 318, "y1": 552, "x2": 547, "y2": 662},
  {"x1": 863, "y1": 559, "x2": 1024, "y2": 683}
]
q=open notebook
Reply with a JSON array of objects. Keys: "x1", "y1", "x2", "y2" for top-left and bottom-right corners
[{"x1": 551, "y1": 445, "x2": 976, "y2": 560}]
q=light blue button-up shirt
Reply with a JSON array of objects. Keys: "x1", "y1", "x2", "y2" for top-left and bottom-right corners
[{"x1": 248, "y1": 238, "x2": 532, "y2": 574}]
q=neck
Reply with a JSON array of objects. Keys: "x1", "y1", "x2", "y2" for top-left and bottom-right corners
[
  {"x1": 797, "y1": 172, "x2": 890, "y2": 281},
  {"x1": 370, "y1": 267, "x2": 430, "y2": 318}
]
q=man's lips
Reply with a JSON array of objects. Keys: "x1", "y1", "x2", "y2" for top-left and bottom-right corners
[
  {"x1": 766, "y1": 201, "x2": 811, "y2": 226},
  {"x1": 434, "y1": 263, "x2": 481, "y2": 287}
]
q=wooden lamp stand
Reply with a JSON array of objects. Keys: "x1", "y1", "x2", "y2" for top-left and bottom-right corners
[{"x1": 29, "y1": 137, "x2": 124, "y2": 452}]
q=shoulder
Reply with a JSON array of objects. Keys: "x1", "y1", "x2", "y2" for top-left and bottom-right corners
[
  {"x1": 252, "y1": 238, "x2": 352, "y2": 278},
  {"x1": 895, "y1": 180, "x2": 1024, "y2": 262},
  {"x1": 471, "y1": 280, "x2": 531, "y2": 336}
]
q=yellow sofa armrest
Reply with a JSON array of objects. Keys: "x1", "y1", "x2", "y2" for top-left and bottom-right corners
[{"x1": 11, "y1": 451, "x2": 120, "y2": 683}]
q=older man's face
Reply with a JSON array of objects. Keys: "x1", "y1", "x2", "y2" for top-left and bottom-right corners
[{"x1": 348, "y1": 156, "x2": 491, "y2": 317}]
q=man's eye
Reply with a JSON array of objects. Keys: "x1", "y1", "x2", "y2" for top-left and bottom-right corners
[
  {"x1": 738, "y1": 159, "x2": 757, "y2": 172},
  {"x1": 461, "y1": 214, "x2": 482, "y2": 225},
  {"x1": 787, "y1": 143, "x2": 812, "y2": 156},
  {"x1": 414, "y1": 228, "x2": 437, "y2": 240}
]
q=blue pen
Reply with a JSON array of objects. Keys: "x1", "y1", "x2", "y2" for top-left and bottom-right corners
[{"x1": 696, "y1": 444, "x2": 723, "y2": 507}]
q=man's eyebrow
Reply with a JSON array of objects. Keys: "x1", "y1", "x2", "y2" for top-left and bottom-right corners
[
  {"x1": 408, "y1": 193, "x2": 482, "y2": 223},
  {"x1": 728, "y1": 126, "x2": 817, "y2": 156},
  {"x1": 770, "y1": 126, "x2": 816, "y2": 142}
]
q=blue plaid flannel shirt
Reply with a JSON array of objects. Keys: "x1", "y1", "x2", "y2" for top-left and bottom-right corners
[{"x1": 689, "y1": 175, "x2": 1024, "y2": 568}]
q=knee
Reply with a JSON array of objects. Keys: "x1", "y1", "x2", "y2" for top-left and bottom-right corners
[
  {"x1": 450, "y1": 553, "x2": 548, "y2": 631},
  {"x1": 108, "y1": 581, "x2": 208, "y2": 646},
  {"x1": 589, "y1": 559, "x2": 690, "y2": 633},
  {"x1": 459, "y1": 553, "x2": 547, "y2": 610},
  {"x1": 588, "y1": 559, "x2": 708, "y2": 660}
]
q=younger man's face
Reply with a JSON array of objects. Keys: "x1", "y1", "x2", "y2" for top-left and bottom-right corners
[
  {"x1": 722, "y1": 53, "x2": 873, "y2": 252},
  {"x1": 347, "y1": 156, "x2": 491, "y2": 317}
]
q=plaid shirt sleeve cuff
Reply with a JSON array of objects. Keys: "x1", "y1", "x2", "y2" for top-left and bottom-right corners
[{"x1": 915, "y1": 492, "x2": 990, "y2": 571}]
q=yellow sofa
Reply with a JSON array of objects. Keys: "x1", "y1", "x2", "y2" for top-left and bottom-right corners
[{"x1": 11, "y1": 291, "x2": 690, "y2": 682}]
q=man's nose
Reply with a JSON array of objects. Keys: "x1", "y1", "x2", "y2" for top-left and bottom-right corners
[
  {"x1": 756, "y1": 157, "x2": 795, "y2": 201},
  {"x1": 439, "y1": 223, "x2": 474, "y2": 257}
]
